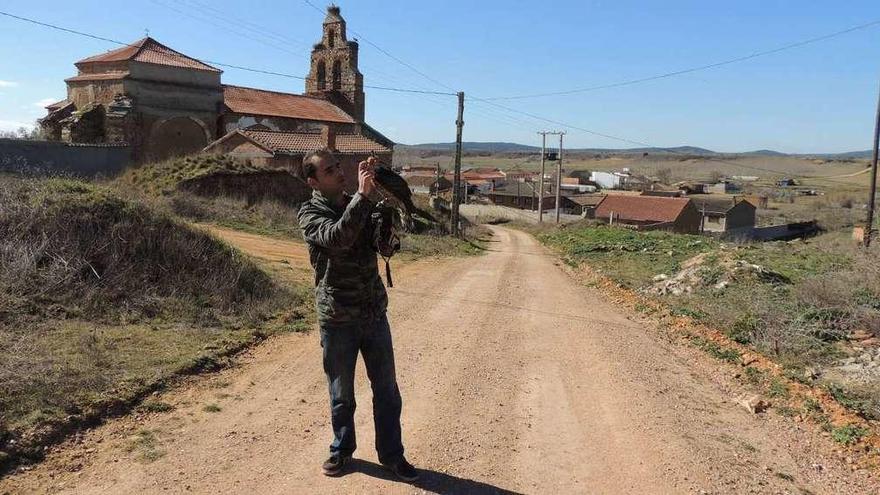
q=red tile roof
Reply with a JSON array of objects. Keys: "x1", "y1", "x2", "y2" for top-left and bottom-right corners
[
  {"x1": 65, "y1": 72, "x2": 130, "y2": 82},
  {"x1": 76, "y1": 37, "x2": 220, "y2": 72},
  {"x1": 233, "y1": 129, "x2": 390, "y2": 154},
  {"x1": 222, "y1": 85, "x2": 355, "y2": 123},
  {"x1": 594, "y1": 195, "x2": 692, "y2": 223}
]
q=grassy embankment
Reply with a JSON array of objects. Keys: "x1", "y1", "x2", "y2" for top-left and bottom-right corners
[
  {"x1": 534, "y1": 223, "x2": 880, "y2": 448},
  {"x1": 0, "y1": 175, "x2": 306, "y2": 470}
]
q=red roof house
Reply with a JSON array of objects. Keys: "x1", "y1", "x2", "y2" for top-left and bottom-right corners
[{"x1": 594, "y1": 195, "x2": 701, "y2": 233}]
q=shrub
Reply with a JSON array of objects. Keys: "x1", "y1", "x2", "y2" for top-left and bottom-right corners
[{"x1": 0, "y1": 176, "x2": 287, "y2": 325}]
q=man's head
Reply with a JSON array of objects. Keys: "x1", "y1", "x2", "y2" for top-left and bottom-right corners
[{"x1": 302, "y1": 149, "x2": 346, "y2": 197}]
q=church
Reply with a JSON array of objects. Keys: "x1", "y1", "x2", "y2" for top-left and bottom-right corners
[{"x1": 40, "y1": 5, "x2": 393, "y2": 183}]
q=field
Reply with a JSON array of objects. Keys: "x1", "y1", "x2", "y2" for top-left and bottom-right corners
[{"x1": 535, "y1": 223, "x2": 880, "y2": 422}]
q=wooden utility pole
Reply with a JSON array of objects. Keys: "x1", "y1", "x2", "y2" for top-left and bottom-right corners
[
  {"x1": 451, "y1": 92, "x2": 465, "y2": 237},
  {"x1": 435, "y1": 162, "x2": 441, "y2": 195},
  {"x1": 866, "y1": 81, "x2": 880, "y2": 247},
  {"x1": 555, "y1": 132, "x2": 566, "y2": 224},
  {"x1": 538, "y1": 132, "x2": 546, "y2": 222},
  {"x1": 538, "y1": 131, "x2": 564, "y2": 222}
]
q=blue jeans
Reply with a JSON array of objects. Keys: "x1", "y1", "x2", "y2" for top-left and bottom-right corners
[{"x1": 319, "y1": 314, "x2": 404, "y2": 465}]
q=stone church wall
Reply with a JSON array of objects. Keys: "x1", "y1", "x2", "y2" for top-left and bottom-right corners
[
  {"x1": 68, "y1": 80, "x2": 125, "y2": 108},
  {"x1": 0, "y1": 138, "x2": 131, "y2": 177}
]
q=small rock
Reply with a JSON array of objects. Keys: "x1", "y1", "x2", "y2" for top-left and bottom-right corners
[
  {"x1": 739, "y1": 395, "x2": 769, "y2": 414},
  {"x1": 803, "y1": 367, "x2": 819, "y2": 381}
]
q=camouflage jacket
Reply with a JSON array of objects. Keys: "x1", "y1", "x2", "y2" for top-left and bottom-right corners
[{"x1": 297, "y1": 190, "x2": 388, "y2": 326}]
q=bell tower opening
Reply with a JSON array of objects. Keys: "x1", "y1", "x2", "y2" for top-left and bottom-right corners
[
  {"x1": 316, "y1": 60, "x2": 326, "y2": 90},
  {"x1": 332, "y1": 60, "x2": 341, "y2": 90}
]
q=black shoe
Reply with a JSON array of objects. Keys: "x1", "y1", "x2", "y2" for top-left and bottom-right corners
[
  {"x1": 385, "y1": 457, "x2": 419, "y2": 482},
  {"x1": 321, "y1": 454, "x2": 351, "y2": 476}
]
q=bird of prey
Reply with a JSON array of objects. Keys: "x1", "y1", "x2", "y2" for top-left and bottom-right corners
[{"x1": 371, "y1": 165, "x2": 437, "y2": 231}]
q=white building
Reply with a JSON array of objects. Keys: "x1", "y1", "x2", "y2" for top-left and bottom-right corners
[{"x1": 590, "y1": 171, "x2": 627, "y2": 189}]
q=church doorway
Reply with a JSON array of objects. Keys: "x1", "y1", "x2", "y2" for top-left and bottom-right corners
[{"x1": 146, "y1": 116, "x2": 210, "y2": 162}]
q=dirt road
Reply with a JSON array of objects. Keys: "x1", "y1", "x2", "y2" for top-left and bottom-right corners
[{"x1": 3, "y1": 226, "x2": 878, "y2": 494}]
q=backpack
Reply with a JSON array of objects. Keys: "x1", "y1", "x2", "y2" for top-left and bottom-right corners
[{"x1": 371, "y1": 201, "x2": 401, "y2": 287}]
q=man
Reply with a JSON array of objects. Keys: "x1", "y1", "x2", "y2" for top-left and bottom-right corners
[{"x1": 297, "y1": 149, "x2": 418, "y2": 482}]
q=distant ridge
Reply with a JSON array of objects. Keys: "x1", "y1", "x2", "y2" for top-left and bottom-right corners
[{"x1": 398, "y1": 141, "x2": 872, "y2": 159}]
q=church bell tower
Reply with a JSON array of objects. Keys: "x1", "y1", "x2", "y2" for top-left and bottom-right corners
[{"x1": 305, "y1": 4, "x2": 365, "y2": 122}]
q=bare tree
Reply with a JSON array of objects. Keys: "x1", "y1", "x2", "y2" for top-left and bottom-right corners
[
  {"x1": 655, "y1": 167, "x2": 673, "y2": 185},
  {"x1": 0, "y1": 122, "x2": 42, "y2": 140},
  {"x1": 709, "y1": 170, "x2": 725, "y2": 183}
]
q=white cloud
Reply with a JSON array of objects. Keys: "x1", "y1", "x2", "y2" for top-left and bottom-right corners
[
  {"x1": 0, "y1": 80, "x2": 19, "y2": 88},
  {"x1": 0, "y1": 120, "x2": 35, "y2": 132},
  {"x1": 34, "y1": 98, "x2": 58, "y2": 108}
]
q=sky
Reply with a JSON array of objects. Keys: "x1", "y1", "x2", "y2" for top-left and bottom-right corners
[{"x1": 0, "y1": 0, "x2": 879, "y2": 153}]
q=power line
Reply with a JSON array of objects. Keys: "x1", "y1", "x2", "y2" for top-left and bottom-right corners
[
  {"x1": 0, "y1": 10, "x2": 458, "y2": 96},
  {"x1": 481, "y1": 18, "x2": 880, "y2": 101},
  {"x1": 467, "y1": 95, "x2": 867, "y2": 186},
  {"x1": 164, "y1": 0, "x2": 438, "y2": 95},
  {"x1": 177, "y1": 0, "x2": 312, "y2": 48},
  {"x1": 301, "y1": 0, "x2": 456, "y2": 93},
  {"x1": 148, "y1": 0, "x2": 308, "y2": 58}
]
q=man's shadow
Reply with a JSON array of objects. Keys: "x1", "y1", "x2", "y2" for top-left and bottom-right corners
[{"x1": 350, "y1": 459, "x2": 524, "y2": 495}]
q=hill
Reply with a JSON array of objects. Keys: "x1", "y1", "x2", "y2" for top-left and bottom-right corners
[
  {"x1": 400, "y1": 142, "x2": 540, "y2": 153},
  {"x1": 399, "y1": 141, "x2": 873, "y2": 159}
]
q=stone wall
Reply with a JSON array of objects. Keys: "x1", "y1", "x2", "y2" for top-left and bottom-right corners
[
  {"x1": 0, "y1": 139, "x2": 131, "y2": 177},
  {"x1": 67, "y1": 80, "x2": 125, "y2": 108}
]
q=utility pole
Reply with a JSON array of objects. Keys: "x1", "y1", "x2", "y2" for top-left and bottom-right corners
[
  {"x1": 451, "y1": 91, "x2": 465, "y2": 237},
  {"x1": 538, "y1": 132, "x2": 546, "y2": 222},
  {"x1": 537, "y1": 131, "x2": 564, "y2": 222},
  {"x1": 866, "y1": 81, "x2": 880, "y2": 247},
  {"x1": 555, "y1": 132, "x2": 566, "y2": 224},
  {"x1": 435, "y1": 162, "x2": 441, "y2": 196}
]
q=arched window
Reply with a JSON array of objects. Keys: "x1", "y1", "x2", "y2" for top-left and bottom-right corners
[
  {"x1": 316, "y1": 60, "x2": 326, "y2": 90},
  {"x1": 332, "y1": 60, "x2": 341, "y2": 90},
  {"x1": 328, "y1": 29, "x2": 335, "y2": 48}
]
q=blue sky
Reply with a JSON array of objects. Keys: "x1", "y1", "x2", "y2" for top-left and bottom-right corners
[{"x1": 1, "y1": 0, "x2": 879, "y2": 153}]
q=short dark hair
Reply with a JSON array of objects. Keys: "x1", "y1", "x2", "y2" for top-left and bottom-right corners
[{"x1": 301, "y1": 149, "x2": 335, "y2": 179}]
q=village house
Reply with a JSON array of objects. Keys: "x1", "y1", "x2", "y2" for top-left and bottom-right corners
[
  {"x1": 405, "y1": 175, "x2": 452, "y2": 195},
  {"x1": 39, "y1": 4, "x2": 392, "y2": 187},
  {"x1": 676, "y1": 182, "x2": 710, "y2": 195},
  {"x1": 708, "y1": 180, "x2": 741, "y2": 194},
  {"x1": 564, "y1": 194, "x2": 606, "y2": 216},
  {"x1": 504, "y1": 167, "x2": 536, "y2": 182},
  {"x1": 590, "y1": 170, "x2": 627, "y2": 189},
  {"x1": 594, "y1": 195, "x2": 702, "y2": 234},
  {"x1": 401, "y1": 165, "x2": 440, "y2": 177},
  {"x1": 486, "y1": 182, "x2": 553, "y2": 210},
  {"x1": 689, "y1": 196, "x2": 757, "y2": 235}
]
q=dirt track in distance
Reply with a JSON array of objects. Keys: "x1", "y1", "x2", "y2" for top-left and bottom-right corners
[{"x1": 2, "y1": 226, "x2": 878, "y2": 494}]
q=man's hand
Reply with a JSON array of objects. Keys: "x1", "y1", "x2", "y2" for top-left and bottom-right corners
[{"x1": 358, "y1": 160, "x2": 375, "y2": 196}]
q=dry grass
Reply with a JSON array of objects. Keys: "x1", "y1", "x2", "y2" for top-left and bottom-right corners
[
  {"x1": 118, "y1": 154, "x2": 264, "y2": 196},
  {"x1": 167, "y1": 191, "x2": 302, "y2": 240},
  {"x1": 0, "y1": 176, "x2": 284, "y2": 325},
  {"x1": 395, "y1": 150, "x2": 869, "y2": 183},
  {"x1": 0, "y1": 174, "x2": 305, "y2": 468},
  {"x1": 535, "y1": 222, "x2": 880, "y2": 419}
]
